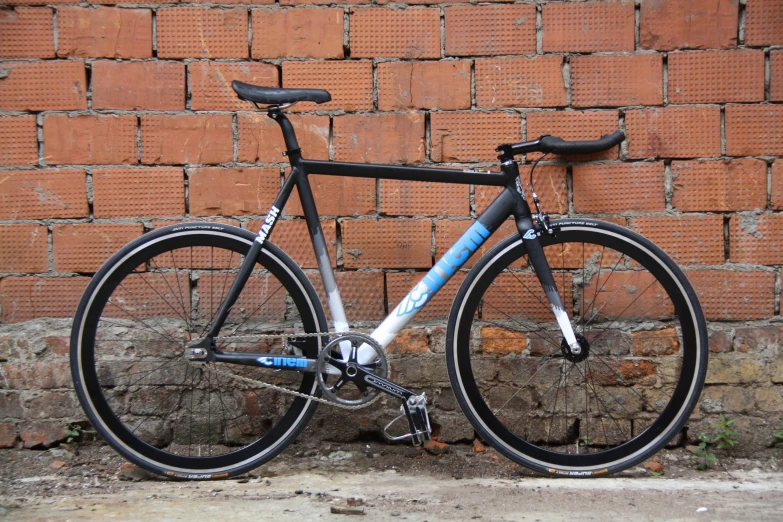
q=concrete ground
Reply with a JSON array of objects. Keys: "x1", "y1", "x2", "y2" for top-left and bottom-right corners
[{"x1": 2, "y1": 440, "x2": 783, "y2": 521}]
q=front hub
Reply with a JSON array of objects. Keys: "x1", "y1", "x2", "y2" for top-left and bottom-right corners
[{"x1": 560, "y1": 333, "x2": 590, "y2": 363}]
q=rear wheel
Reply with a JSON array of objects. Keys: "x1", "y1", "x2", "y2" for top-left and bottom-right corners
[
  {"x1": 447, "y1": 219, "x2": 708, "y2": 476},
  {"x1": 71, "y1": 223, "x2": 327, "y2": 479}
]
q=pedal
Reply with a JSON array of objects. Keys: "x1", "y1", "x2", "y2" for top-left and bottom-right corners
[{"x1": 383, "y1": 393, "x2": 431, "y2": 446}]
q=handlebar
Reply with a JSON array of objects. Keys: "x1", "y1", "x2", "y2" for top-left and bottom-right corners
[{"x1": 496, "y1": 130, "x2": 626, "y2": 157}]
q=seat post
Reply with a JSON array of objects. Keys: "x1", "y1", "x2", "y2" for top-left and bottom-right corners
[{"x1": 267, "y1": 110, "x2": 301, "y2": 156}]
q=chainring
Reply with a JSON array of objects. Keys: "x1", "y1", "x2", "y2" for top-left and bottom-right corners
[{"x1": 316, "y1": 333, "x2": 389, "y2": 407}]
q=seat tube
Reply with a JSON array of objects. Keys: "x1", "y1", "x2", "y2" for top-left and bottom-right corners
[
  {"x1": 295, "y1": 170, "x2": 351, "y2": 339},
  {"x1": 503, "y1": 158, "x2": 582, "y2": 353}
]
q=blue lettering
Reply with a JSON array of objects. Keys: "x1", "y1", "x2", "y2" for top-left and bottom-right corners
[{"x1": 396, "y1": 222, "x2": 490, "y2": 316}]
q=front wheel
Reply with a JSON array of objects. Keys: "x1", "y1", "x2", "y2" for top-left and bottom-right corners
[
  {"x1": 71, "y1": 223, "x2": 327, "y2": 479},
  {"x1": 446, "y1": 219, "x2": 708, "y2": 477}
]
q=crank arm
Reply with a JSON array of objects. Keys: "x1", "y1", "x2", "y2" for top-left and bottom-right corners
[{"x1": 349, "y1": 366, "x2": 431, "y2": 445}]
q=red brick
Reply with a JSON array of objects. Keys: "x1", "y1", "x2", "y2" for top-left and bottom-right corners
[
  {"x1": 380, "y1": 180, "x2": 469, "y2": 216},
  {"x1": 189, "y1": 167, "x2": 279, "y2": 216},
  {"x1": 333, "y1": 113, "x2": 425, "y2": 164},
  {"x1": 435, "y1": 220, "x2": 518, "y2": 269},
  {"x1": 386, "y1": 329, "x2": 429, "y2": 355},
  {"x1": 571, "y1": 54, "x2": 663, "y2": 108},
  {"x1": 386, "y1": 271, "x2": 467, "y2": 322},
  {"x1": 686, "y1": 270, "x2": 775, "y2": 321},
  {"x1": 53, "y1": 224, "x2": 143, "y2": 273},
  {"x1": 475, "y1": 56, "x2": 566, "y2": 109},
  {"x1": 668, "y1": 50, "x2": 764, "y2": 104},
  {"x1": 573, "y1": 162, "x2": 665, "y2": 214},
  {"x1": 484, "y1": 272, "x2": 574, "y2": 323},
  {"x1": 708, "y1": 329, "x2": 733, "y2": 353},
  {"x1": 772, "y1": 51, "x2": 783, "y2": 102},
  {"x1": 734, "y1": 326, "x2": 783, "y2": 354},
  {"x1": 7, "y1": 0, "x2": 77, "y2": 4},
  {"x1": 282, "y1": 61, "x2": 373, "y2": 112},
  {"x1": 0, "y1": 169, "x2": 88, "y2": 220},
  {"x1": 445, "y1": 5, "x2": 536, "y2": 56},
  {"x1": 92, "y1": 168, "x2": 185, "y2": 218},
  {"x1": 630, "y1": 215, "x2": 724, "y2": 265},
  {"x1": 525, "y1": 110, "x2": 620, "y2": 160},
  {"x1": 672, "y1": 159, "x2": 767, "y2": 212},
  {"x1": 729, "y1": 214, "x2": 783, "y2": 265},
  {"x1": 341, "y1": 219, "x2": 431, "y2": 269},
  {"x1": 0, "y1": 277, "x2": 88, "y2": 322},
  {"x1": 282, "y1": 0, "x2": 368, "y2": 4},
  {"x1": 92, "y1": 61, "x2": 185, "y2": 110},
  {"x1": 196, "y1": 272, "x2": 284, "y2": 325},
  {"x1": 640, "y1": 0, "x2": 738, "y2": 50},
  {"x1": 189, "y1": 61, "x2": 279, "y2": 111},
  {"x1": 285, "y1": 175, "x2": 376, "y2": 217},
  {"x1": 542, "y1": 1, "x2": 634, "y2": 53},
  {"x1": 0, "y1": 116, "x2": 37, "y2": 166},
  {"x1": 101, "y1": 272, "x2": 190, "y2": 321},
  {"x1": 479, "y1": 326, "x2": 528, "y2": 356},
  {"x1": 188, "y1": 0, "x2": 275, "y2": 5},
  {"x1": 772, "y1": 162, "x2": 783, "y2": 210},
  {"x1": 0, "y1": 8, "x2": 54, "y2": 58},
  {"x1": 309, "y1": 271, "x2": 385, "y2": 321},
  {"x1": 238, "y1": 113, "x2": 329, "y2": 163},
  {"x1": 190, "y1": 0, "x2": 274, "y2": 4},
  {"x1": 430, "y1": 112, "x2": 521, "y2": 163},
  {"x1": 626, "y1": 106, "x2": 721, "y2": 159},
  {"x1": 633, "y1": 329, "x2": 681, "y2": 357},
  {"x1": 475, "y1": 165, "x2": 568, "y2": 215},
  {"x1": 0, "y1": 61, "x2": 86, "y2": 111},
  {"x1": 745, "y1": 0, "x2": 783, "y2": 46},
  {"x1": 0, "y1": 225, "x2": 48, "y2": 274},
  {"x1": 247, "y1": 219, "x2": 337, "y2": 268},
  {"x1": 157, "y1": 7, "x2": 248, "y2": 59},
  {"x1": 378, "y1": 61, "x2": 471, "y2": 111},
  {"x1": 57, "y1": 7, "x2": 152, "y2": 59},
  {"x1": 19, "y1": 421, "x2": 70, "y2": 449},
  {"x1": 726, "y1": 105, "x2": 783, "y2": 156},
  {"x1": 43, "y1": 114, "x2": 137, "y2": 165},
  {"x1": 3, "y1": 362, "x2": 72, "y2": 390},
  {"x1": 141, "y1": 115, "x2": 232, "y2": 165},
  {"x1": 0, "y1": 423, "x2": 17, "y2": 447},
  {"x1": 252, "y1": 8, "x2": 343, "y2": 59},
  {"x1": 350, "y1": 7, "x2": 440, "y2": 59}
]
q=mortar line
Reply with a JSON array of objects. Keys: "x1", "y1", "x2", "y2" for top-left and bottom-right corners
[{"x1": 535, "y1": 3, "x2": 543, "y2": 55}]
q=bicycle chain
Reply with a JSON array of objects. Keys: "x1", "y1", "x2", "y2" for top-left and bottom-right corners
[{"x1": 208, "y1": 330, "x2": 375, "y2": 410}]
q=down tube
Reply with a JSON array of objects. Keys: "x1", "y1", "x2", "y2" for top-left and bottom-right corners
[{"x1": 370, "y1": 189, "x2": 517, "y2": 351}]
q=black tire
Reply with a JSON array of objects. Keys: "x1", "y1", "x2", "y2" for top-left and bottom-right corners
[
  {"x1": 446, "y1": 219, "x2": 708, "y2": 477},
  {"x1": 70, "y1": 223, "x2": 327, "y2": 479}
]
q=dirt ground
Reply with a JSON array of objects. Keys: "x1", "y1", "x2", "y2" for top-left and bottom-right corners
[{"x1": 2, "y1": 439, "x2": 783, "y2": 521}]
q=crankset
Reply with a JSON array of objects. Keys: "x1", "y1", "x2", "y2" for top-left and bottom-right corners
[{"x1": 316, "y1": 334, "x2": 432, "y2": 446}]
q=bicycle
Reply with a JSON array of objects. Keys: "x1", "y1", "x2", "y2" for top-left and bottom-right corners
[{"x1": 70, "y1": 81, "x2": 708, "y2": 480}]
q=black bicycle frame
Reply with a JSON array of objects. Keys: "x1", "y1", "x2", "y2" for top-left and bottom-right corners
[{"x1": 201, "y1": 109, "x2": 575, "y2": 365}]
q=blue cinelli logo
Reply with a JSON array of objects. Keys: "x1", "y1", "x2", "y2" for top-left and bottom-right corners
[
  {"x1": 257, "y1": 356, "x2": 308, "y2": 368},
  {"x1": 397, "y1": 222, "x2": 490, "y2": 316}
]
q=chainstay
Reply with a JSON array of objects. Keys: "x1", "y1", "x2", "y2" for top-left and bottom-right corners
[{"x1": 209, "y1": 330, "x2": 375, "y2": 410}]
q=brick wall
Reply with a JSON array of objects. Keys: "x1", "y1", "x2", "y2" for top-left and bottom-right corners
[{"x1": 1, "y1": 0, "x2": 782, "y2": 451}]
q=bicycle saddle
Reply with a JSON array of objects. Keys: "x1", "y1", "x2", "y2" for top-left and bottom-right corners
[{"x1": 232, "y1": 81, "x2": 332, "y2": 106}]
